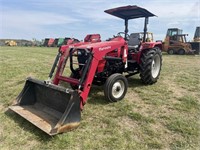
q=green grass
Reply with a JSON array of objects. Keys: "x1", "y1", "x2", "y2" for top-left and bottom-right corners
[{"x1": 0, "y1": 47, "x2": 200, "y2": 149}]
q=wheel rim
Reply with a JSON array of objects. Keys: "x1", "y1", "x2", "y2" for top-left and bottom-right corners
[
  {"x1": 112, "y1": 80, "x2": 125, "y2": 99},
  {"x1": 151, "y1": 54, "x2": 161, "y2": 78}
]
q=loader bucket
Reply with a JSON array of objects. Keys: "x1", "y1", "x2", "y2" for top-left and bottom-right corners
[{"x1": 9, "y1": 77, "x2": 81, "y2": 135}]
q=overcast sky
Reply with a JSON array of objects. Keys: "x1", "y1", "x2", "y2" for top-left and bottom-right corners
[{"x1": 0, "y1": 0, "x2": 199, "y2": 41}]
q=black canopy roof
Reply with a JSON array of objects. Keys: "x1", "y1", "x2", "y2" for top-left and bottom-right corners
[{"x1": 104, "y1": 5, "x2": 156, "y2": 20}]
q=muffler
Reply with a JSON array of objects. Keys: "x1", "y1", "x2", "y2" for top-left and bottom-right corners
[{"x1": 9, "y1": 77, "x2": 81, "y2": 135}]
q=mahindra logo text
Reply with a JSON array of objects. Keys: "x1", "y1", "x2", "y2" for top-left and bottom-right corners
[{"x1": 99, "y1": 46, "x2": 111, "y2": 51}]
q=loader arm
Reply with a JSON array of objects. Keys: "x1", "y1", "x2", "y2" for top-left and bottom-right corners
[
  {"x1": 49, "y1": 36, "x2": 127, "y2": 109},
  {"x1": 77, "y1": 37, "x2": 128, "y2": 108},
  {"x1": 52, "y1": 34, "x2": 101, "y2": 85}
]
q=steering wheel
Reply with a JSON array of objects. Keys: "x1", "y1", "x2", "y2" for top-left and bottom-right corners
[{"x1": 117, "y1": 32, "x2": 130, "y2": 40}]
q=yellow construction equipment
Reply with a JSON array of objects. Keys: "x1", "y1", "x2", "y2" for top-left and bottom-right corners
[
  {"x1": 163, "y1": 28, "x2": 193, "y2": 55},
  {"x1": 190, "y1": 27, "x2": 200, "y2": 54},
  {"x1": 5, "y1": 40, "x2": 17, "y2": 46}
]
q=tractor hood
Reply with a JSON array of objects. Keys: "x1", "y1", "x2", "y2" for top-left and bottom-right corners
[
  {"x1": 75, "y1": 37, "x2": 126, "y2": 52},
  {"x1": 104, "y1": 5, "x2": 156, "y2": 20}
]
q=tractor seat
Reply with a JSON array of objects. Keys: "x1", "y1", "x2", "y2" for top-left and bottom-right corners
[
  {"x1": 128, "y1": 33, "x2": 141, "y2": 52},
  {"x1": 128, "y1": 45, "x2": 139, "y2": 53},
  {"x1": 128, "y1": 45, "x2": 138, "y2": 49}
]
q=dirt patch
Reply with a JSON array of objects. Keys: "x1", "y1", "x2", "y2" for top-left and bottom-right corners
[
  {"x1": 162, "y1": 79, "x2": 187, "y2": 98},
  {"x1": 149, "y1": 122, "x2": 184, "y2": 149},
  {"x1": 118, "y1": 116, "x2": 139, "y2": 130},
  {"x1": 126, "y1": 90, "x2": 143, "y2": 103},
  {"x1": 126, "y1": 90, "x2": 158, "y2": 115}
]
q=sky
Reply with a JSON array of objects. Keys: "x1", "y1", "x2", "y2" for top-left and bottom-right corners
[{"x1": 0, "y1": 0, "x2": 199, "y2": 41}]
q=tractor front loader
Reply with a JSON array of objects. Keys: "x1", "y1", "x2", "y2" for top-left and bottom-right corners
[{"x1": 9, "y1": 6, "x2": 162, "y2": 135}]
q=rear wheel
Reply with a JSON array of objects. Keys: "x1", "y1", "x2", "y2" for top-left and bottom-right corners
[
  {"x1": 104, "y1": 73, "x2": 128, "y2": 102},
  {"x1": 167, "y1": 49, "x2": 174, "y2": 55},
  {"x1": 140, "y1": 48, "x2": 162, "y2": 84}
]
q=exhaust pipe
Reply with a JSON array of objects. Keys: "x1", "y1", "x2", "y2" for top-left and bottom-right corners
[{"x1": 9, "y1": 77, "x2": 81, "y2": 135}]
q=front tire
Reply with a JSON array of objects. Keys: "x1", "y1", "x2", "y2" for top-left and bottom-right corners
[
  {"x1": 140, "y1": 48, "x2": 162, "y2": 84},
  {"x1": 104, "y1": 73, "x2": 128, "y2": 102},
  {"x1": 178, "y1": 49, "x2": 185, "y2": 55}
]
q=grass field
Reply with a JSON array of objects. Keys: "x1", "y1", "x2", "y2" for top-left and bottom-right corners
[{"x1": 0, "y1": 46, "x2": 200, "y2": 150}]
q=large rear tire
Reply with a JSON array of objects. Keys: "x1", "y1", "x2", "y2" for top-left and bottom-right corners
[
  {"x1": 140, "y1": 48, "x2": 162, "y2": 84},
  {"x1": 104, "y1": 73, "x2": 128, "y2": 102}
]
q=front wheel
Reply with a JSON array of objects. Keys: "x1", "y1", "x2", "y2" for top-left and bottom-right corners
[
  {"x1": 104, "y1": 73, "x2": 128, "y2": 102},
  {"x1": 140, "y1": 48, "x2": 162, "y2": 84},
  {"x1": 178, "y1": 49, "x2": 185, "y2": 55}
]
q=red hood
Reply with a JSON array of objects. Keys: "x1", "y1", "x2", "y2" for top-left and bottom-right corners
[{"x1": 75, "y1": 37, "x2": 126, "y2": 52}]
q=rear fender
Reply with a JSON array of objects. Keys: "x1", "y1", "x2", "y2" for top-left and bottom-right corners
[
  {"x1": 140, "y1": 42, "x2": 162, "y2": 50},
  {"x1": 137, "y1": 42, "x2": 162, "y2": 64}
]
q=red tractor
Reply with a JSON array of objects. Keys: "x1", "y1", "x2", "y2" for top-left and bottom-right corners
[{"x1": 9, "y1": 5, "x2": 162, "y2": 135}]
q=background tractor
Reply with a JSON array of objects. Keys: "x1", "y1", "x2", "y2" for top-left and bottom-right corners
[
  {"x1": 163, "y1": 28, "x2": 193, "y2": 55},
  {"x1": 9, "y1": 5, "x2": 162, "y2": 135},
  {"x1": 193, "y1": 26, "x2": 200, "y2": 42},
  {"x1": 189, "y1": 27, "x2": 200, "y2": 54},
  {"x1": 5, "y1": 40, "x2": 17, "y2": 46}
]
